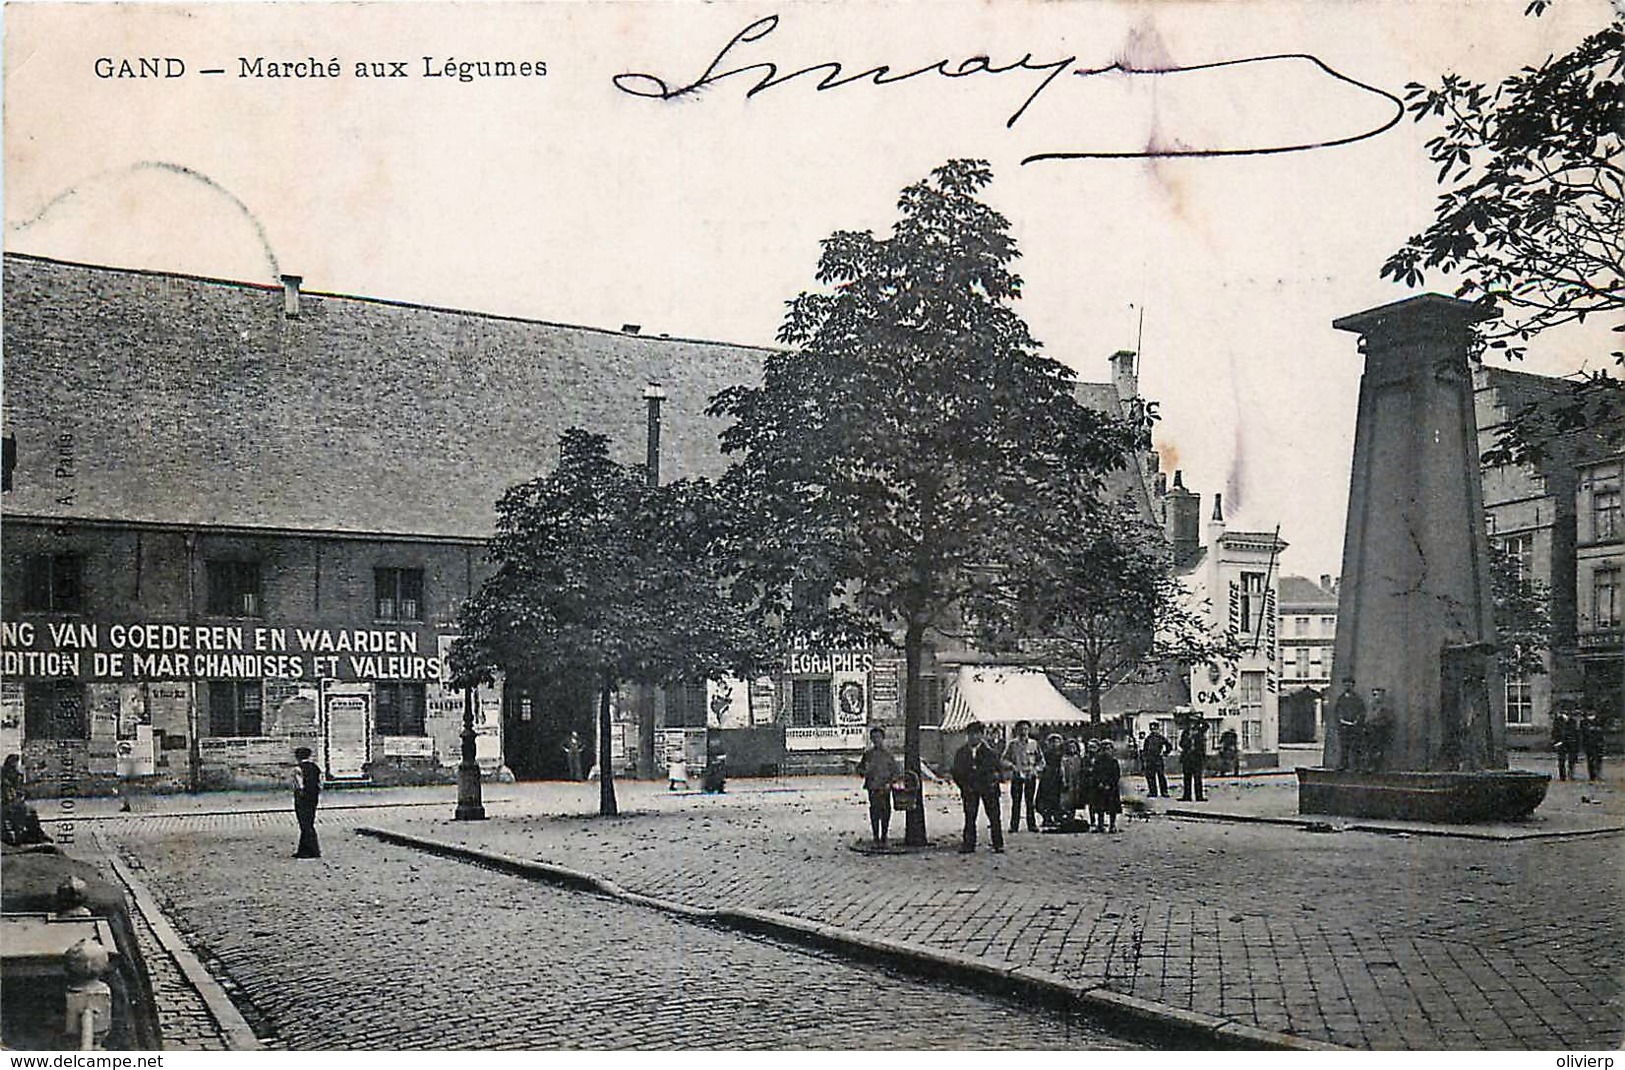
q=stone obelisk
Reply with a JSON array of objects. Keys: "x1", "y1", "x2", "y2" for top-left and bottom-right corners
[{"x1": 1301, "y1": 293, "x2": 1547, "y2": 821}]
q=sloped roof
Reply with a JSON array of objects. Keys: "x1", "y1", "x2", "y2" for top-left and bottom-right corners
[
  {"x1": 2, "y1": 255, "x2": 769, "y2": 539},
  {"x1": 1278, "y1": 575, "x2": 1337, "y2": 610}
]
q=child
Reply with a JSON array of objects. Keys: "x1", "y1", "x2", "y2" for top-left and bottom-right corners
[
  {"x1": 856, "y1": 726, "x2": 900, "y2": 845},
  {"x1": 1093, "y1": 740, "x2": 1123, "y2": 833}
]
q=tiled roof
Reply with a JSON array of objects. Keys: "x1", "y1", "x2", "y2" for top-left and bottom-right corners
[
  {"x1": 2, "y1": 255, "x2": 769, "y2": 539},
  {"x1": 1278, "y1": 575, "x2": 1337, "y2": 610}
]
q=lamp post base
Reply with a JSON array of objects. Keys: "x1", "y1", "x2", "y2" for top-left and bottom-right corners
[{"x1": 455, "y1": 761, "x2": 486, "y2": 821}]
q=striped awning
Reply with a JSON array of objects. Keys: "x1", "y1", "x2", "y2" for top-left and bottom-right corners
[{"x1": 941, "y1": 666, "x2": 1091, "y2": 731}]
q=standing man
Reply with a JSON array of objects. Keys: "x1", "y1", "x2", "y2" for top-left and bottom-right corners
[
  {"x1": 1141, "y1": 724, "x2": 1171, "y2": 797},
  {"x1": 291, "y1": 746, "x2": 322, "y2": 859},
  {"x1": 951, "y1": 721, "x2": 1006, "y2": 854},
  {"x1": 1581, "y1": 706, "x2": 1607, "y2": 782},
  {"x1": 1004, "y1": 719, "x2": 1042, "y2": 833},
  {"x1": 1218, "y1": 728, "x2": 1240, "y2": 777},
  {"x1": 1552, "y1": 702, "x2": 1580, "y2": 781},
  {"x1": 1178, "y1": 716, "x2": 1209, "y2": 802},
  {"x1": 1333, "y1": 678, "x2": 1367, "y2": 772},
  {"x1": 1365, "y1": 688, "x2": 1395, "y2": 773},
  {"x1": 563, "y1": 730, "x2": 585, "y2": 782},
  {"x1": 856, "y1": 726, "x2": 899, "y2": 846}
]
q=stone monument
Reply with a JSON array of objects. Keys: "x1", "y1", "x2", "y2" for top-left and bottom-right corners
[{"x1": 1297, "y1": 294, "x2": 1549, "y2": 822}]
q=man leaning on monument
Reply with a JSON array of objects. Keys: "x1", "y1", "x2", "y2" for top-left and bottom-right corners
[
  {"x1": 1333, "y1": 678, "x2": 1366, "y2": 772},
  {"x1": 1365, "y1": 687, "x2": 1395, "y2": 773}
]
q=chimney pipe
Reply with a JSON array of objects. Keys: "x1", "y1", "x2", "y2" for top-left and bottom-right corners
[
  {"x1": 643, "y1": 383, "x2": 666, "y2": 487},
  {"x1": 281, "y1": 274, "x2": 302, "y2": 319}
]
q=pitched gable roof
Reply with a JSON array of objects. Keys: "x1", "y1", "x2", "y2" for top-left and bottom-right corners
[{"x1": 2, "y1": 254, "x2": 769, "y2": 539}]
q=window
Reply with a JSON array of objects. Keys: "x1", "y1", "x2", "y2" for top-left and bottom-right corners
[
  {"x1": 1595, "y1": 567, "x2": 1621, "y2": 629},
  {"x1": 376, "y1": 683, "x2": 427, "y2": 736},
  {"x1": 1239, "y1": 573, "x2": 1266, "y2": 634},
  {"x1": 206, "y1": 561, "x2": 261, "y2": 617},
  {"x1": 1238, "y1": 671, "x2": 1265, "y2": 710},
  {"x1": 1296, "y1": 647, "x2": 1311, "y2": 675},
  {"x1": 374, "y1": 567, "x2": 424, "y2": 622},
  {"x1": 664, "y1": 679, "x2": 709, "y2": 729},
  {"x1": 208, "y1": 681, "x2": 264, "y2": 737},
  {"x1": 1500, "y1": 533, "x2": 1535, "y2": 586},
  {"x1": 24, "y1": 681, "x2": 86, "y2": 740},
  {"x1": 1321, "y1": 616, "x2": 1336, "y2": 631},
  {"x1": 1595, "y1": 470, "x2": 1621, "y2": 541},
  {"x1": 1294, "y1": 617, "x2": 1309, "y2": 637},
  {"x1": 1243, "y1": 720, "x2": 1263, "y2": 751},
  {"x1": 1504, "y1": 675, "x2": 1533, "y2": 726},
  {"x1": 790, "y1": 678, "x2": 834, "y2": 727},
  {"x1": 21, "y1": 554, "x2": 83, "y2": 613}
]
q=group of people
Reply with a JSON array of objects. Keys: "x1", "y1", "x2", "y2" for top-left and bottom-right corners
[
  {"x1": 999, "y1": 720, "x2": 1124, "y2": 837},
  {"x1": 1551, "y1": 702, "x2": 1608, "y2": 782},
  {"x1": 1332, "y1": 678, "x2": 1397, "y2": 773}
]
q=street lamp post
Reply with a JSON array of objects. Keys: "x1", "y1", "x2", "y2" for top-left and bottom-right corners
[
  {"x1": 454, "y1": 687, "x2": 486, "y2": 821},
  {"x1": 638, "y1": 382, "x2": 666, "y2": 780}
]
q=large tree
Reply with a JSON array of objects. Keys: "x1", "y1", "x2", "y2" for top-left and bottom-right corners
[
  {"x1": 1381, "y1": 13, "x2": 1622, "y2": 465},
  {"x1": 710, "y1": 159, "x2": 1144, "y2": 845},
  {"x1": 450, "y1": 428, "x2": 762, "y2": 816},
  {"x1": 1008, "y1": 502, "x2": 1241, "y2": 723}
]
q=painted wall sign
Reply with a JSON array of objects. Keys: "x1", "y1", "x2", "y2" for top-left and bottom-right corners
[{"x1": 0, "y1": 620, "x2": 446, "y2": 683}]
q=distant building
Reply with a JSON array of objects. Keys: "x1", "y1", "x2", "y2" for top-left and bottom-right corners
[
  {"x1": 1574, "y1": 452, "x2": 1623, "y2": 722},
  {"x1": 1175, "y1": 494, "x2": 1287, "y2": 766},
  {"x1": 1473, "y1": 366, "x2": 1624, "y2": 745},
  {"x1": 1276, "y1": 575, "x2": 1338, "y2": 747},
  {"x1": 1, "y1": 254, "x2": 767, "y2": 792}
]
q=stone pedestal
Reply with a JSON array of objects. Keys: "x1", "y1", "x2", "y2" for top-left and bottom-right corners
[{"x1": 1297, "y1": 768, "x2": 1549, "y2": 823}]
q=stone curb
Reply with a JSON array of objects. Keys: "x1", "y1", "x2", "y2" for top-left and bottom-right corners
[
  {"x1": 1162, "y1": 807, "x2": 1625, "y2": 842},
  {"x1": 354, "y1": 824, "x2": 1347, "y2": 1051},
  {"x1": 43, "y1": 798, "x2": 461, "y2": 825},
  {"x1": 95, "y1": 831, "x2": 263, "y2": 1051}
]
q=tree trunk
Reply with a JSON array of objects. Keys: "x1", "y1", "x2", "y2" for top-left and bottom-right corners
[
  {"x1": 903, "y1": 621, "x2": 928, "y2": 847},
  {"x1": 599, "y1": 675, "x2": 618, "y2": 816}
]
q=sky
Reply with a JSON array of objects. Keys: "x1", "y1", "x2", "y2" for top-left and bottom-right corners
[{"x1": 3, "y1": 0, "x2": 1616, "y2": 581}]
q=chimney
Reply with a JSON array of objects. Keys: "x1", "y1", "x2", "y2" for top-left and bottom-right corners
[
  {"x1": 280, "y1": 274, "x2": 302, "y2": 319},
  {"x1": 622, "y1": 324, "x2": 642, "y2": 335},
  {"x1": 643, "y1": 383, "x2": 666, "y2": 487},
  {"x1": 1109, "y1": 350, "x2": 1138, "y2": 402},
  {"x1": 1320, "y1": 574, "x2": 1333, "y2": 593},
  {"x1": 1208, "y1": 491, "x2": 1227, "y2": 549},
  {"x1": 1154, "y1": 471, "x2": 1167, "y2": 497},
  {"x1": 1165, "y1": 469, "x2": 1200, "y2": 568}
]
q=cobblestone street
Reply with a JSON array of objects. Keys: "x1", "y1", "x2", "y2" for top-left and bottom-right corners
[
  {"x1": 358, "y1": 767, "x2": 1623, "y2": 1050},
  {"x1": 72, "y1": 759, "x2": 1624, "y2": 1051},
  {"x1": 95, "y1": 809, "x2": 1145, "y2": 1050}
]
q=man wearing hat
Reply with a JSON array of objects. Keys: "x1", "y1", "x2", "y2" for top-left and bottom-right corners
[
  {"x1": 291, "y1": 746, "x2": 323, "y2": 859},
  {"x1": 1332, "y1": 678, "x2": 1366, "y2": 773},
  {"x1": 951, "y1": 721, "x2": 1006, "y2": 853}
]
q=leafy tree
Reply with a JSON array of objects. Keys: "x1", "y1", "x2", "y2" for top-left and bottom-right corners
[
  {"x1": 1012, "y1": 503, "x2": 1242, "y2": 723},
  {"x1": 1489, "y1": 542, "x2": 1555, "y2": 678},
  {"x1": 1381, "y1": 13, "x2": 1622, "y2": 464},
  {"x1": 710, "y1": 159, "x2": 1144, "y2": 845},
  {"x1": 450, "y1": 429, "x2": 763, "y2": 816}
]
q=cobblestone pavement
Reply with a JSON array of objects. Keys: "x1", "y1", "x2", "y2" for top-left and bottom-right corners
[
  {"x1": 350, "y1": 766, "x2": 1625, "y2": 1050},
  {"x1": 96, "y1": 811, "x2": 1148, "y2": 1050}
]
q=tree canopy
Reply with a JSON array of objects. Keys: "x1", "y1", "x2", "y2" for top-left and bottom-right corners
[
  {"x1": 710, "y1": 158, "x2": 1146, "y2": 843},
  {"x1": 1382, "y1": 14, "x2": 1623, "y2": 465},
  {"x1": 1005, "y1": 500, "x2": 1241, "y2": 723},
  {"x1": 450, "y1": 428, "x2": 763, "y2": 814}
]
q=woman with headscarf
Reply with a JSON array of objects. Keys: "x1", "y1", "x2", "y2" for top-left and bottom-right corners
[{"x1": 1034, "y1": 732, "x2": 1065, "y2": 827}]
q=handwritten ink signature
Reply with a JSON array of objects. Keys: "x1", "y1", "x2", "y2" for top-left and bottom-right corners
[{"x1": 613, "y1": 15, "x2": 1405, "y2": 163}]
